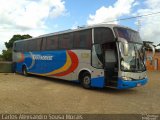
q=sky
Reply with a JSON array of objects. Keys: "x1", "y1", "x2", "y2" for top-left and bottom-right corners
[{"x1": 0, "y1": 0, "x2": 160, "y2": 53}]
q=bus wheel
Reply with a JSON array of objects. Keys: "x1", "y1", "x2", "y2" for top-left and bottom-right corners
[
  {"x1": 22, "y1": 66, "x2": 28, "y2": 76},
  {"x1": 81, "y1": 72, "x2": 91, "y2": 89}
]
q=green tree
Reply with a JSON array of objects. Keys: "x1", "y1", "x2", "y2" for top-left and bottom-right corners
[
  {"x1": 0, "y1": 54, "x2": 3, "y2": 61},
  {"x1": 1, "y1": 34, "x2": 32, "y2": 61},
  {"x1": 1, "y1": 49, "x2": 12, "y2": 61},
  {"x1": 5, "y1": 34, "x2": 32, "y2": 49}
]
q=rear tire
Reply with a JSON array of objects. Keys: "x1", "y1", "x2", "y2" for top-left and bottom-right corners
[
  {"x1": 22, "y1": 66, "x2": 28, "y2": 76},
  {"x1": 81, "y1": 72, "x2": 91, "y2": 89}
]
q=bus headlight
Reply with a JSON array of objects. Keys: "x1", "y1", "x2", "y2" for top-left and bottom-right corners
[{"x1": 121, "y1": 76, "x2": 132, "y2": 81}]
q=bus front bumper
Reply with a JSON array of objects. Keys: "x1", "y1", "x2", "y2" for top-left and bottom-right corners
[{"x1": 117, "y1": 78, "x2": 148, "y2": 89}]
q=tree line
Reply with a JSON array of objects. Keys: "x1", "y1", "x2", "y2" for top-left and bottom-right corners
[{"x1": 0, "y1": 34, "x2": 32, "y2": 61}]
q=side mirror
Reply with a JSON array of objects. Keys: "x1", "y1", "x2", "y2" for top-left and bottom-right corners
[{"x1": 118, "y1": 38, "x2": 129, "y2": 56}]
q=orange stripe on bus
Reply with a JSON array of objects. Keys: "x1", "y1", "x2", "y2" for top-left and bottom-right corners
[{"x1": 53, "y1": 50, "x2": 79, "y2": 76}]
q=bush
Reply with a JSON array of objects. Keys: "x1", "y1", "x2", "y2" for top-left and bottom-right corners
[{"x1": 1, "y1": 49, "x2": 12, "y2": 61}]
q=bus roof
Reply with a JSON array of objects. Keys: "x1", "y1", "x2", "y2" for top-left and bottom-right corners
[{"x1": 14, "y1": 24, "x2": 136, "y2": 43}]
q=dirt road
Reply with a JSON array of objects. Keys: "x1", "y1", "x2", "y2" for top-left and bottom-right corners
[{"x1": 0, "y1": 72, "x2": 159, "y2": 114}]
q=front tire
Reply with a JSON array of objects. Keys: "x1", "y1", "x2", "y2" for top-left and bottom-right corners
[{"x1": 81, "y1": 72, "x2": 91, "y2": 89}]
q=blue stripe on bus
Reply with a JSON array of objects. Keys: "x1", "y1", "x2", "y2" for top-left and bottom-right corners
[
  {"x1": 117, "y1": 78, "x2": 148, "y2": 89},
  {"x1": 91, "y1": 77, "x2": 105, "y2": 88},
  {"x1": 21, "y1": 50, "x2": 67, "y2": 74}
]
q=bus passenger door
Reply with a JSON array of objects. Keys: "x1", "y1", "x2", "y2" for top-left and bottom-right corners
[
  {"x1": 91, "y1": 44, "x2": 104, "y2": 87},
  {"x1": 102, "y1": 43, "x2": 118, "y2": 88}
]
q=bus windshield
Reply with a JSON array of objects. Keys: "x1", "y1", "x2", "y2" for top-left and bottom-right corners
[
  {"x1": 114, "y1": 27, "x2": 145, "y2": 72},
  {"x1": 114, "y1": 27, "x2": 143, "y2": 44},
  {"x1": 114, "y1": 27, "x2": 146, "y2": 72},
  {"x1": 120, "y1": 42, "x2": 146, "y2": 72}
]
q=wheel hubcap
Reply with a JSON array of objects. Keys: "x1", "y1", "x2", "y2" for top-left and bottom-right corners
[{"x1": 83, "y1": 76, "x2": 90, "y2": 85}]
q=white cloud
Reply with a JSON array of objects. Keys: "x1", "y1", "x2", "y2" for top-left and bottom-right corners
[
  {"x1": 137, "y1": 0, "x2": 160, "y2": 45},
  {"x1": 87, "y1": 0, "x2": 135, "y2": 25},
  {"x1": 0, "y1": 0, "x2": 66, "y2": 53},
  {"x1": 0, "y1": 0, "x2": 66, "y2": 30}
]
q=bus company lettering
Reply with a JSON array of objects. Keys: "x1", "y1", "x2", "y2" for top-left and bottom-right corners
[{"x1": 32, "y1": 55, "x2": 53, "y2": 60}]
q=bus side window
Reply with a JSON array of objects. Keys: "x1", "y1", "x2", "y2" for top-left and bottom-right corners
[
  {"x1": 46, "y1": 36, "x2": 58, "y2": 50},
  {"x1": 79, "y1": 30, "x2": 92, "y2": 49},
  {"x1": 27, "y1": 38, "x2": 41, "y2": 52},
  {"x1": 15, "y1": 42, "x2": 19, "y2": 52},
  {"x1": 73, "y1": 31, "x2": 80, "y2": 49},
  {"x1": 41, "y1": 38, "x2": 47, "y2": 50},
  {"x1": 23, "y1": 41, "x2": 29, "y2": 52},
  {"x1": 59, "y1": 33, "x2": 73, "y2": 49},
  {"x1": 17, "y1": 42, "x2": 24, "y2": 52},
  {"x1": 73, "y1": 29, "x2": 92, "y2": 49},
  {"x1": 13, "y1": 43, "x2": 17, "y2": 52},
  {"x1": 94, "y1": 27, "x2": 114, "y2": 44},
  {"x1": 36, "y1": 38, "x2": 41, "y2": 51},
  {"x1": 27, "y1": 39, "x2": 37, "y2": 52},
  {"x1": 28, "y1": 40, "x2": 33, "y2": 52}
]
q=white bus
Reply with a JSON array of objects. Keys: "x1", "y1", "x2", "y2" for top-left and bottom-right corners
[{"x1": 13, "y1": 24, "x2": 154, "y2": 89}]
